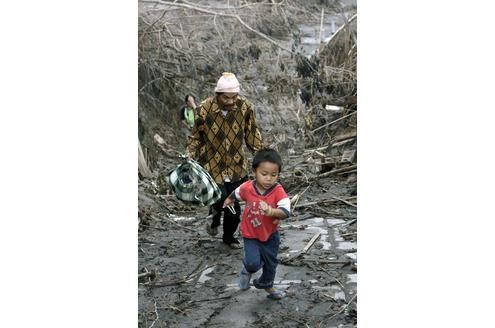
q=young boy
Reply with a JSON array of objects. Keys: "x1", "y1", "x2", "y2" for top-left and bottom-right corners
[{"x1": 223, "y1": 148, "x2": 290, "y2": 299}]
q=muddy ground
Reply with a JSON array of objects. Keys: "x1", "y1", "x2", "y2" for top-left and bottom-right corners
[
  {"x1": 138, "y1": 1, "x2": 357, "y2": 326},
  {"x1": 138, "y1": 150, "x2": 357, "y2": 327}
]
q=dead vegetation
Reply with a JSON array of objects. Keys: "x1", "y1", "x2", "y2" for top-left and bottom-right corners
[
  {"x1": 138, "y1": 0, "x2": 356, "y2": 172},
  {"x1": 138, "y1": 0, "x2": 357, "y2": 327}
]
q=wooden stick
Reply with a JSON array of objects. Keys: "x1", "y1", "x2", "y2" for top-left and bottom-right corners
[
  {"x1": 149, "y1": 300, "x2": 159, "y2": 328},
  {"x1": 324, "y1": 13, "x2": 357, "y2": 47},
  {"x1": 327, "y1": 294, "x2": 357, "y2": 320},
  {"x1": 310, "y1": 111, "x2": 357, "y2": 133},
  {"x1": 138, "y1": 142, "x2": 153, "y2": 178},
  {"x1": 294, "y1": 196, "x2": 356, "y2": 208},
  {"x1": 149, "y1": 215, "x2": 198, "y2": 232},
  {"x1": 332, "y1": 131, "x2": 357, "y2": 143},
  {"x1": 138, "y1": 270, "x2": 158, "y2": 279},
  {"x1": 318, "y1": 8, "x2": 324, "y2": 43},
  {"x1": 330, "y1": 196, "x2": 357, "y2": 208},
  {"x1": 302, "y1": 232, "x2": 321, "y2": 254},
  {"x1": 316, "y1": 164, "x2": 357, "y2": 179},
  {"x1": 186, "y1": 295, "x2": 233, "y2": 304},
  {"x1": 306, "y1": 262, "x2": 346, "y2": 290}
]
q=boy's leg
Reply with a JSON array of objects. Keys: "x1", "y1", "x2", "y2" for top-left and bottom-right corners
[
  {"x1": 238, "y1": 237, "x2": 261, "y2": 290},
  {"x1": 252, "y1": 232, "x2": 280, "y2": 289},
  {"x1": 242, "y1": 238, "x2": 262, "y2": 273}
]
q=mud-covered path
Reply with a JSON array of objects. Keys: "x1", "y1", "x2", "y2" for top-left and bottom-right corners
[{"x1": 138, "y1": 170, "x2": 357, "y2": 327}]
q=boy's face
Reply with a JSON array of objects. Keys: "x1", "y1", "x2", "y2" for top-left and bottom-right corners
[{"x1": 253, "y1": 161, "x2": 280, "y2": 191}]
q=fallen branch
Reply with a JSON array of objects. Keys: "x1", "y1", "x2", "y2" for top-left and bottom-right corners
[
  {"x1": 139, "y1": 142, "x2": 153, "y2": 178},
  {"x1": 149, "y1": 300, "x2": 159, "y2": 328},
  {"x1": 138, "y1": 269, "x2": 158, "y2": 280},
  {"x1": 145, "y1": 261, "x2": 212, "y2": 287},
  {"x1": 330, "y1": 195, "x2": 357, "y2": 208},
  {"x1": 310, "y1": 111, "x2": 357, "y2": 133},
  {"x1": 186, "y1": 294, "x2": 233, "y2": 304},
  {"x1": 324, "y1": 13, "x2": 357, "y2": 47},
  {"x1": 332, "y1": 131, "x2": 357, "y2": 143},
  {"x1": 315, "y1": 164, "x2": 357, "y2": 179},
  {"x1": 294, "y1": 196, "x2": 356, "y2": 209},
  {"x1": 148, "y1": 215, "x2": 198, "y2": 232},
  {"x1": 290, "y1": 185, "x2": 310, "y2": 208},
  {"x1": 302, "y1": 232, "x2": 321, "y2": 254},
  {"x1": 306, "y1": 261, "x2": 345, "y2": 290},
  {"x1": 142, "y1": 0, "x2": 293, "y2": 53},
  {"x1": 156, "y1": 304, "x2": 189, "y2": 315},
  {"x1": 327, "y1": 294, "x2": 357, "y2": 320}
]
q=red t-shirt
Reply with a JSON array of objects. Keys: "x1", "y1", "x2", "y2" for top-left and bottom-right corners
[{"x1": 234, "y1": 180, "x2": 290, "y2": 242}]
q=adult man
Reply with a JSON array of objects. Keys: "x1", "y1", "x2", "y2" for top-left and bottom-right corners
[{"x1": 187, "y1": 72, "x2": 263, "y2": 249}]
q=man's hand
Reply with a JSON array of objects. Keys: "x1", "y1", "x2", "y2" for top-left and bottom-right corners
[{"x1": 223, "y1": 196, "x2": 234, "y2": 209}]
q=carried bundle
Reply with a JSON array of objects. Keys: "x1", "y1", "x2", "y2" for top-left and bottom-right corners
[{"x1": 165, "y1": 159, "x2": 221, "y2": 206}]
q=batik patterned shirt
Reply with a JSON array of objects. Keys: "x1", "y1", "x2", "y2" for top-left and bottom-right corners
[{"x1": 186, "y1": 96, "x2": 263, "y2": 184}]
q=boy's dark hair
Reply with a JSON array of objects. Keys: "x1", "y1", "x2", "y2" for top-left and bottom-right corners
[{"x1": 252, "y1": 148, "x2": 283, "y2": 172}]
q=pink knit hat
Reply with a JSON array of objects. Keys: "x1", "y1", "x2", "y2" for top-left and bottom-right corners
[{"x1": 214, "y1": 72, "x2": 240, "y2": 93}]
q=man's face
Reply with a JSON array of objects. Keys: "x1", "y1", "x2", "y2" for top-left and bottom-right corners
[{"x1": 217, "y1": 93, "x2": 238, "y2": 109}]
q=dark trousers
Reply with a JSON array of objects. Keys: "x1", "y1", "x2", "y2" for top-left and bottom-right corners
[
  {"x1": 209, "y1": 176, "x2": 247, "y2": 244},
  {"x1": 242, "y1": 232, "x2": 280, "y2": 289}
]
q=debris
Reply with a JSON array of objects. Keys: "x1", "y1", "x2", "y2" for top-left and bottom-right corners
[{"x1": 302, "y1": 232, "x2": 322, "y2": 254}]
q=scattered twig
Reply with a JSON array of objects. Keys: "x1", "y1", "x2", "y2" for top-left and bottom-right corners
[
  {"x1": 138, "y1": 269, "x2": 158, "y2": 280},
  {"x1": 324, "y1": 13, "x2": 357, "y2": 47},
  {"x1": 327, "y1": 294, "x2": 357, "y2": 320},
  {"x1": 147, "y1": 215, "x2": 198, "y2": 232},
  {"x1": 149, "y1": 300, "x2": 159, "y2": 328},
  {"x1": 157, "y1": 304, "x2": 189, "y2": 315},
  {"x1": 291, "y1": 185, "x2": 310, "y2": 208},
  {"x1": 306, "y1": 261, "x2": 346, "y2": 290},
  {"x1": 295, "y1": 196, "x2": 356, "y2": 209},
  {"x1": 142, "y1": 0, "x2": 293, "y2": 53},
  {"x1": 310, "y1": 111, "x2": 357, "y2": 133},
  {"x1": 186, "y1": 294, "x2": 234, "y2": 304},
  {"x1": 315, "y1": 164, "x2": 357, "y2": 179},
  {"x1": 146, "y1": 261, "x2": 215, "y2": 288},
  {"x1": 302, "y1": 232, "x2": 321, "y2": 254},
  {"x1": 329, "y1": 195, "x2": 357, "y2": 208}
]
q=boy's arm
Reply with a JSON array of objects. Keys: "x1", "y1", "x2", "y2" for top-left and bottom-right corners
[
  {"x1": 260, "y1": 188, "x2": 291, "y2": 220},
  {"x1": 260, "y1": 201, "x2": 290, "y2": 220}
]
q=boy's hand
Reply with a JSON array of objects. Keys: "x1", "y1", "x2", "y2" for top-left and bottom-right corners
[{"x1": 259, "y1": 201, "x2": 273, "y2": 216}]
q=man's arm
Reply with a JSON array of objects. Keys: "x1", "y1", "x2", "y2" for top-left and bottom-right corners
[{"x1": 243, "y1": 101, "x2": 263, "y2": 153}]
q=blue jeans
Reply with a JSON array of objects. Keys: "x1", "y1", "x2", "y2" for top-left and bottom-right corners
[{"x1": 242, "y1": 231, "x2": 280, "y2": 289}]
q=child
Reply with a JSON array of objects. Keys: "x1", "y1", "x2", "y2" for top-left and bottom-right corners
[{"x1": 223, "y1": 148, "x2": 290, "y2": 300}]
